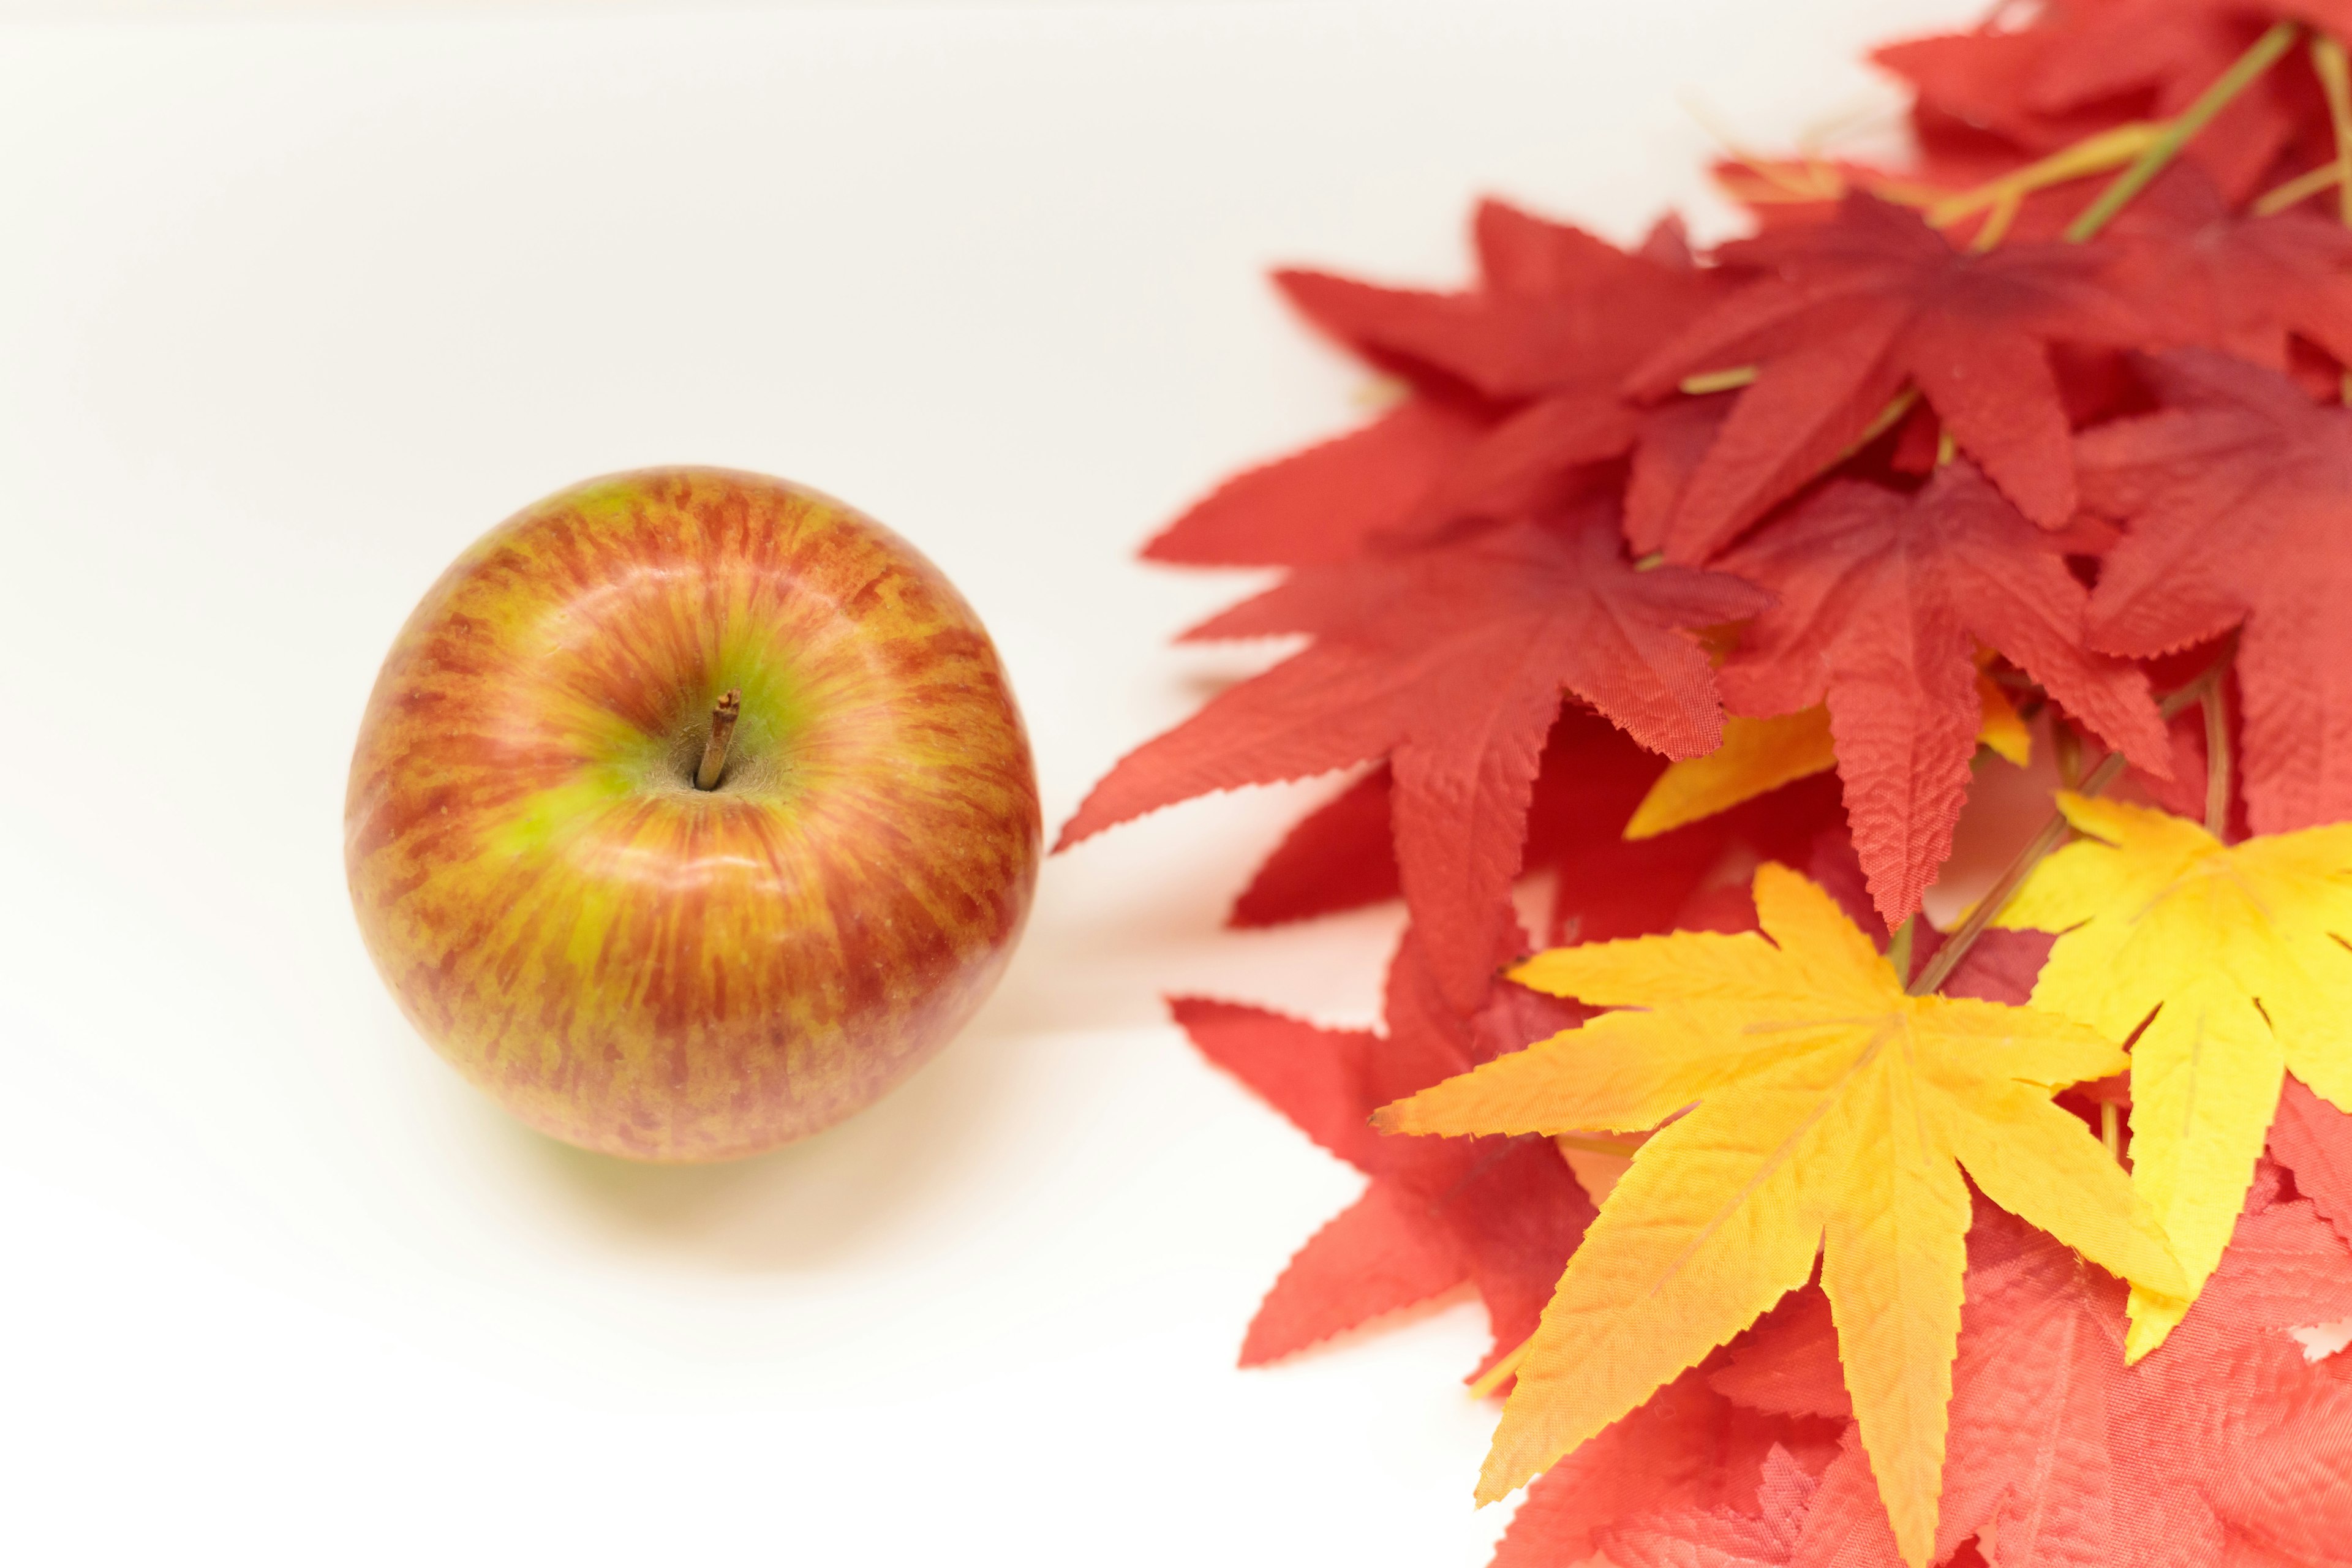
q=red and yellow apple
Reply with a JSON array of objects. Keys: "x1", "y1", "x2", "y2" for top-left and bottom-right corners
[{"x1": 345, "y1": 468, "x2": 1041, "y2": 1161}]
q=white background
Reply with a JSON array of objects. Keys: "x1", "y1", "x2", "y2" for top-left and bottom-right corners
[{"x1": 0, "y1": 2, "x2": 1983, "y2": 1563}]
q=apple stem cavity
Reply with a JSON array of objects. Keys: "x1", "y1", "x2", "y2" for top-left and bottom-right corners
[{"x1": 695, "y1": 688, "x2": 742, "y2": 791}]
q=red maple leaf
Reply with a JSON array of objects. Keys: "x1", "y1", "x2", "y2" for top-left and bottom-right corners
[
  {"x1": 1490, "y1": 1362, "x2": 1842, "y2": 1568},
  {"x1": 1763, "y1": 1183, "x2": 2352, "y2": 1567},
  {"x1": 2270, "y1": 1076, "x2": 2352, "y2": 1250},
  {"x1": 1230, "y1": 706, "x2": 1844, "y2": 951},
  {"x1": 1143, "y1": 202, "x2": 1719, "y2": 567},
  {"x1": 2076, "y1": 347, "x2": 2352, "y2": 832},
  {"x1": 1708, "y1": 459, "x2": 2169, "y2": 927},
  {"x1": 2105, "y1": 166, "x2": 2352, "y2": 369},
  {"x1": 1058, "y1": 513, "x2": 1766, "y2": 1008},
  {"x1": 1276, "y1": 200, "x2": 1714, "y2": 405},
  {"x1": 1169, "y1": 929, "x2": 1594, "y2": 1370},
  {"x1": 1876, "y1": 1, "x2": 2331, "y2": 203},
  {"x1": 1142, "y1": 398, "x2": 1488, "y2": 567},
  {"x1": 1594, "y1": 1444, "x2": 1821, "y2": 1568},
  {"x1": 1627, "y1": 194, "x2": 2146, "y2": 562}
]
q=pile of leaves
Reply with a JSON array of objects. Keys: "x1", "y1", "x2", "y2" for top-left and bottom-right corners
[{"x1": 1061, "y1": 4, "x2": 2352, "y2": 1565}]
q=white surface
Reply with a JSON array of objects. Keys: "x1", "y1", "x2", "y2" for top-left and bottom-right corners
[{"x1": 0, "y1": 4, "x2": 1981, "y2": 1564}]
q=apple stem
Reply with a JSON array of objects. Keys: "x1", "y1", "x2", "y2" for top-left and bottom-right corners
[{"x1": 695, "y1": 689, "x2": 742, "y2": 791}]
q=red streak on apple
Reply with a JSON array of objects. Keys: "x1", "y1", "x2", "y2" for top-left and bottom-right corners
[{"x1": 345, "y1": 469, "x2": 1041, "y2": 1161}]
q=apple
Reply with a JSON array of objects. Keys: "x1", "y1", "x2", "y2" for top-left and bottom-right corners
[{"x1": 345, "y1": 468, "x2": 1041, "y2": 1161}]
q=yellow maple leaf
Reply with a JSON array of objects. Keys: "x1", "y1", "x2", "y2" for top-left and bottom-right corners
[
  {"x1": 1626, "y1": 674, "x2": 2029, "y2": 840},
  {"x1": 1374, "y1": 864, "x2": 2181, "y2": 1568},
  {"x1": 1996, "y1": 793, "x2": 2352, "y2": 1357}
]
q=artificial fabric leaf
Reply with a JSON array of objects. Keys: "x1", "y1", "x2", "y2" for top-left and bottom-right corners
[
  {"x1": 1148, "y1": 202, "x2": 1727, "y2": 569},
  {"x1": 1709, "y1": 1287, "x2": 1850, "y2": 1422},
  {"x1": 1872, "y1": 24, "x2": 2124, "y2": 165},
  {"x1": 1142, "y1": 398, "x2": 1485, "y2": 567},
  {"x1": 1237, "y1": 1181, "x2": 1467, "y2": 1363},
  {"x1": 1627, "y1": 194, "x2": 2144, "y2": 559},
  {"x1": 1998, "y1": 791, "x2": 2352, "y2": 1353},
  {"x1": 2270, "y1": 1075, "x2": 2352, "y2": 1248},
  {"x1": 1490, "y1": 1360, "x2": 1841, "y2": 1568},
  {"x1": 1596, "y1": 1444, "x2": 1822, "y2": 1568},
  {"x1": 1172, "y1": 929, "x2": 1595, "y2": 1370},
  {"x1": 1059, "y1": 514, "x2": 1766, "y2": 1009},
  {"x1": 1624, "y1": 390, "x2": 1738, "y2": 556},
  {"x1": 1624, "y1": 675, "x2": 2030, "y2": 843},
  {"x1": 1276, "y1": 205, "x2": 1731, "y2": 545},
  {"x1": 1278, "y1": 200, "x2": 1718, "y2": 404},
  {"x1": 1375, "y1": 864, "x2": 2182, "y2": 1568},
  {"x1": 2076, "y1": 347, "x2": 2352, "y2": 834},
  {"x1": 2105, "y1": 165, "x2": 2352, "y2": 370},
  {"x1": 1875, "y1": 0, "x2": 2323, "y2": 203},
  {"x1": 1709, "y1": 461, "x2": 2169, "y2": 929},
  {"x1": 1229, "y1": 706, "x2": 1843, "y2": 954},
  {"x1": 1782, "y1": 1187, "x2": 2352, "y2": 1568}
]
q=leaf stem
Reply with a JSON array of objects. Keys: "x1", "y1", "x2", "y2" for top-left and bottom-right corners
[
  {"x1": 1679, "y1": 366, "x2": 1761, "y2": 395},
  {"x1": 2253, "y1": 160, "x2": 2342, "y2": 216},
  {"x1": 1467, "y1": 1338, "x2": 1531, "y2": 1400},
  {"x1": 2065, "y1": 21, "x2": 2302, "y2": 243},
  {"x1": 1843, "y1": 386, "x2": 1922, "y2": 459},
  {"x1": 2313, "y1": 34, "x2": 2352, "y2": 402},
  {"x1": 1906, "y1": 647, "x2": 2234, "y2": 997},
  {"x1": 1927, "y1": 121, "x2": 2162, "y2": 232},
  {"x1": 1887, "y1": 917, "x2": 1917, "y2": 987},
  {"x1": 2203, "y1": 676, "x2": 2233, "y2": 840},
  {"x1": 1969, "y1": 194, "x2": 2021, "y2": 252},
  {"x1": 2314, "y1": 34, "x2": 2352, "y2": 225}
]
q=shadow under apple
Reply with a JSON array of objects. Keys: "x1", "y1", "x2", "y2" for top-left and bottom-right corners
[{"x1": 505, "y1": 1011, "x2": 1028, "y2": 1275}]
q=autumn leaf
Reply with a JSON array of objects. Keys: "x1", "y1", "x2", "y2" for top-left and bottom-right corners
[
  {"x1": 1058, "y1": 514, "x2": 1765, "y2": 1009},
  {"x1": 1230, "y1": 707, "x2": 1842, "y2": 954},
  {"x1": 1374, "y1": 864, "x2": 2182, "y2": 1568},
  {"x1": 1781, "y1": 1186, "x2": 2352, "y2": 1567},
  {"x1": 2076, "y1": 347, "x2": 2352, "y2": 834},
  {"x1": 1706, "y1": 460, "x2": 2169, "y2": 929},
  {"x1": 1876, "y1": 1, "x2": 2318, "y2": 203},
  {"x1": 1278, "y1": 200, "x2": 1716, "y2": 405},
  {"x1": 1171, "y1": 929, "x2": 1594, "y2": 1370},
  {"x1": 1144, "y1": 202, "x2": 1719, "y2": 568},
  {"x1": 2104, "y1": 165, "x2": 2352, "y2": 370},
  {"x1": 1627, "y1": 194, "x2": 2144, "y2": 559},
  {"x1": 2269, "y1": 1075, "x2": 2352, "y2": 1248},
  {"x1": 1143, "y1": 398, "x2": 1487, "y2": 567},
  {"x1": 1996, "y1": 790, "x2": 2352, "y2": 1354},
  {"x1": 1596, "y1": 1444, "x2": 1823, "y2": 1568},
  {"x1": 1491, "y1": 1360, "x2": 1840, "y2": 1568},
  {"x1": 1624, "y1": 674, "x2": 2031, "y2": 843}
]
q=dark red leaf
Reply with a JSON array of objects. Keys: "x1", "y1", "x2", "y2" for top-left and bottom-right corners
[
  {"x1": 2106, "y1": 165, "x2": 2352, "y2": 370},
  {"x1": 1227, "y1": 708, "x2": 1844, "y2": 976},
  {"x1": 1877, "y1": 3, "x2": 2325, "y2": 205},
  {"x1": 1711, "y1": 460, "x2": 2169, "y2": 927},
  {"x1": 1226, "y1": 766, "x2": 1400, "y2": 929},
  {"x1": 1062, "y1": 516, "x2": 1765, "y2": 1008},
  {"x1": 1629, "y1": 194, "x2": 2144, "y2": 559}
]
